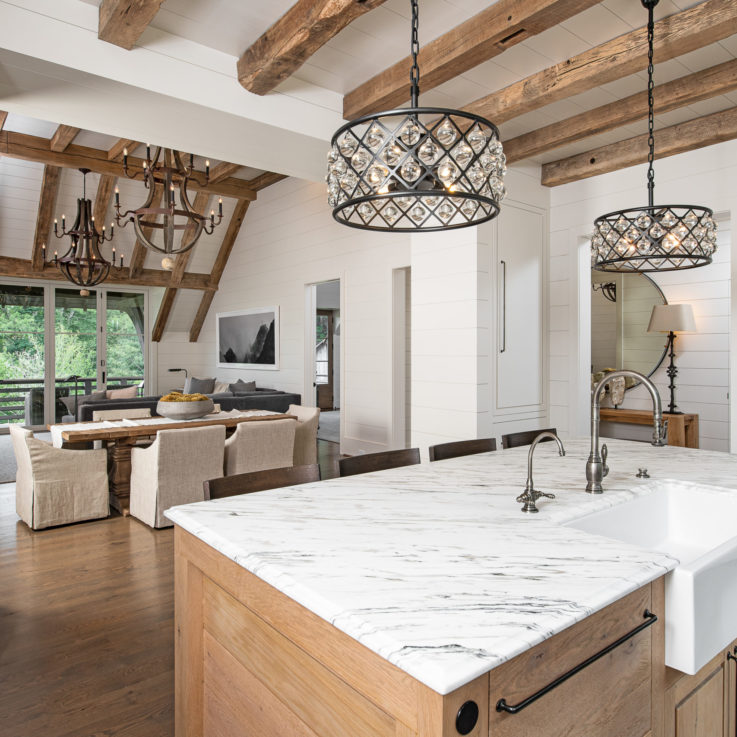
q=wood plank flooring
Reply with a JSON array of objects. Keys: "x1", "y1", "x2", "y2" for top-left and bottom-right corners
[{"x1": 0, "y1": 440, "x2": 341, "y2": 736}]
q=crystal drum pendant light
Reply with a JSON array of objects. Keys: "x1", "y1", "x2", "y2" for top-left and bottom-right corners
[
  {"x1": 114, "y1": 146, "x2": 223, "y2": 255},
  {"x1": 46, "y1": 168, "x2": 121, "y2": 289},
  {"x1": 327, "y1": 0, "x2": 506, "y2": 232},
  {"x1": 591, "y1": 0, "x2": 716, "y2": 272}
]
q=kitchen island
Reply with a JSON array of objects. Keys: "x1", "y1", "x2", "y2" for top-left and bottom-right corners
[{"x1": 167, "y1": 439, "x2": 737, "y2": 737}]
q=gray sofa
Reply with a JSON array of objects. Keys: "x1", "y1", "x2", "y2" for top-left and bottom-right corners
[{"x1": 77, "y1": 388, "x2": 301, "y2": 422}]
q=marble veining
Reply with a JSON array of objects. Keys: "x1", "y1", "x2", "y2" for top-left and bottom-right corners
[{"x1": 165, "y1": 438, "x2": 737, "y2": 695}]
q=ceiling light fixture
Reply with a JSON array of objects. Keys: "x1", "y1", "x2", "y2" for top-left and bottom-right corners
[
  {"x1": 327, "y1": 0, "x2": 506, "y2": 231},
  {"x1": 591, "y1": 0, "x2": 716, "y2": 272},
  {"x1": 114, "y1": 145, "x2": 223, "y2": 255},
  {"x1": 45, "y1": 168, "x2": 121, "y2": 289}
]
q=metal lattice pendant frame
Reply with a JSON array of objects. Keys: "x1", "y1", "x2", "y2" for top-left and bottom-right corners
[
  {"x1": 328, "y1": 108, "x2": 506, "y2": 232},
  {"x1": 592, "y1": 205, "x2": 717, "y2": 272}
]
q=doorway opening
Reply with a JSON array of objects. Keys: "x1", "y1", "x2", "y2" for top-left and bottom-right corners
[{"x1": 313, "y1": 280, "x2": 340, "y2": 444}]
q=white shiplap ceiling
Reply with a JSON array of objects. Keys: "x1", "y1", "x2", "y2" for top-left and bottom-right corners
[{"x1": 123, "y1": 0, "x2": 737, "y2": 163}]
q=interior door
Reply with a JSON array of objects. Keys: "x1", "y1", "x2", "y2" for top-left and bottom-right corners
[{"x1": 316, "y1": 309, "x2": 334, "y2": 410}]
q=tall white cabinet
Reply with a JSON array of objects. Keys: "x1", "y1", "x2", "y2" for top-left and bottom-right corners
[{"x1": 482, "y1": 201, "x2": 548, "y2": 434}]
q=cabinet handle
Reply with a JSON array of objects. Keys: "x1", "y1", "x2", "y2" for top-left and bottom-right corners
[
  {"x1": 500, "y1": 260, "x2": 506, "y2": 353},
  {"x1": 496, "y1": 610, "x2": 658, "y2": 715},
  {"x1": 727, "y1": 649, "x2": 737, "y2": 663}
]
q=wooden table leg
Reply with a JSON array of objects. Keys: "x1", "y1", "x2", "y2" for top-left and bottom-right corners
[{"x1": 108, "y1": 440, "x2": 134, "y2": 516}]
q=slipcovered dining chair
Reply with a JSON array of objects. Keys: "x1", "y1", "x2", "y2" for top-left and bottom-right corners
[
  {"x1": 129, "y1": 425, "x2": 225, "y2": 528},
  {"x1": 223, "y1": 418, "x2": 297, "y2": 476},
  {"x1": 10, "y1": 425, "x2": 109, "y2": 530},
  {"x1": 288, "y1": 404, "x2": 320, "y2": 465}
]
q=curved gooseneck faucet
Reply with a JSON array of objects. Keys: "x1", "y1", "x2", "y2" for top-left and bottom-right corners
[
  {"x1": 587, "y1": 369, "x2": 666, "y2": 494},
  {"x1": 516, "y1": 431, "x2": 566, "y2": 513}
]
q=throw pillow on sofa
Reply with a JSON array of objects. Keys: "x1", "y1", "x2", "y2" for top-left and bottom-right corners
[
  {"x1": 229, "y1": 380, "x2": 256, "y2": 394},
  {"x1": 213, "y1": 380, "x2": 231, "y2": 394},
  {"x1": 184, "y1": 376, "x2": 216, "y2": 394},
  {"x1": 106, "y1": 385, "x2": 138, "y2": 399},
  {"x1": 60, "y1": 390, "x2": 107, "y2": 416}
]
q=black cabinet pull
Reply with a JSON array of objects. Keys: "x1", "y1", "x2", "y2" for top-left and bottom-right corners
[
  {"x1": 727, "y1": 649, "x2": 737, "y2": 663},
  {"x1": 496, "y1": 610, "x2": 658, "y2": 715}
]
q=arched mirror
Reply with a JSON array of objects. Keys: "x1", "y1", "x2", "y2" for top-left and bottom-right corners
[{"x1": 591, "y1": 270, "x2": 668, "y2": 391}]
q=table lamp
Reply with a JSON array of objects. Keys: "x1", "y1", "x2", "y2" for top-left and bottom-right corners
[{"x1": 647, "y1": 304, "x2": 696, "y2": 415}]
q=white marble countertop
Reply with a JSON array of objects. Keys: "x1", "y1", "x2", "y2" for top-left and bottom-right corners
[{"x1": 165, "y1": 438, "x2": 737, "y2": 695}]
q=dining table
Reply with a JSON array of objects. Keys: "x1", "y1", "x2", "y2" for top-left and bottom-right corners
[{"x1": 49, "y1": 409, "x2": 296, "y2": 515}]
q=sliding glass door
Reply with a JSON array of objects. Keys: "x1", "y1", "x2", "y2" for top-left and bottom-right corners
[{"x1": 0, "y1": 281, "x2": 148, "y2": 430}]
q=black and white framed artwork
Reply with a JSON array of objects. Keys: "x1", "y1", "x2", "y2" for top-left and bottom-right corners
[{"x1": 216, "y1": 307, "x2": 279, "y2": 370}]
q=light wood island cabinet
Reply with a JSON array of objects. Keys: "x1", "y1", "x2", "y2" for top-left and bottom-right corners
[
  {"x1": 665, "y1": 641, "x2": 737, "y2": 737},
  {"x1": 175, "y1": 527, "x2": 667, "y2": 737}
]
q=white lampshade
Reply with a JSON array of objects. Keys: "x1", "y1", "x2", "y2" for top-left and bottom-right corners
[{"x1": 647, "y1": 304, "x2": 696, "y2": 333}]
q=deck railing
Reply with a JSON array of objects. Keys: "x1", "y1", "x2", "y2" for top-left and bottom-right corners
[{"x1": 0, "y1": 376, "x2": 144, "y2": 425}]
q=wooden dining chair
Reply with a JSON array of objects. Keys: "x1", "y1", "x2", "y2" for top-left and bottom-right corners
[
  {"x1": 204, "y1": 464, "x2": 321, "y2": 500},
  {"x1": 501, "y1": 428, "x2": 557, "y2": 449},
  {"x1": 428, "y1": 437, "x2": 497, "y2": 462},
  {"x1": 338, "y1": 448, "x2": 420, "y2": 478}
]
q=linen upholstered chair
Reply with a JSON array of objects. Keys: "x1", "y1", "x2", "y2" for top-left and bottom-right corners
[
  {"x1": 10, "y1": 425, "x2": 109, "y2": 530},
  {"x1": 223, "y1": 418, "x2": 296, "y2": 476},
  {"x1": 288, "y1": 404, "x2": 320, "y2": 465},
  {"x1": 129, "y1": 425, "x2": 225, "y2": 528}
]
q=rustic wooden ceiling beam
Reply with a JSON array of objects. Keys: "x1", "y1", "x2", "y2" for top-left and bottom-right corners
[
  {"x1": 464, "y1": 0, "x2": 737, "y2": 125},
  {"x1": 128, "y1": 181, "x2": 164, "y2": 278},
  {"x1": 92, "y1": 174, "x2": 118, "y2": 234},
  {"x1": 0, "y1": 131, "x2": 257, "y2": 201},
  {"x1": 50, "y1": 125, "x2": 81, "y2": 152},
  {"x1": 344, "y1": 0, "x2": 601, "y2": 120},
  {"x1": 189, "y1": 292, "x2": 215, "y2": 344},
  {"x1": 246, "y1": 171, "x2": 288, "y2": 191},
  {"x1": 170, "y1": 191, "x2": 212, "y2": 288},
  {"x1": 0, "y1": 111, "x2": 7, "y2": 133},
  {"x1": 108, "y1": 138, "x2": 137, "y2": 162},
  {"x1": 31, "y1": 165, "x2": 62, "y2": 271},
  {"x1": 238, "y1": 0, "x2": 388, "y2": 95},
  {"x1": 98, "y1": 0, "x2": 164, "y2": 50},
  {"x1": 0, "y1": 255, "x2": 212, "y2": 290},
  {"x1": 208, "y1": 161, "x2": 241, "y2": 184},
  {"x1": 506, "y1": 58, "x2": 737, "y2": 164},
  {"x1": 152, "y1": 190, "x2": 210, "y2": 341},
  {"x1": 541, "y1": 106, "x2": 737, "y2": 187},
  {"x1": 190, "y1": 199, "x2": 250, "y2": 343},
  {"x1": 151, "y1": 287, "x2": 177, "y2": 342}
]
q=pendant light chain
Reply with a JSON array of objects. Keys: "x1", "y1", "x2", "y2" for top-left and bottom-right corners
[
  {"x1": 409, "y1": 0, "x2": 420, "y2": 107},
  {"x1": 646, "y1": 1, "x2": 655, "y2": 208}
]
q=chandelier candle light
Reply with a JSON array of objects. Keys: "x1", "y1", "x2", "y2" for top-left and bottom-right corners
[
  {"x1": 114, "y1": 145, "x2": 223, "y2": 256},
  {"x1": 45, "y1": 168, "x2": 121, "y2": 289},
  {"x1": 591, "y1": 0, "x2": 717, "y2": 272},
  {"x1": 327, "y1": 0, "x2": 506, "y2": 231}
]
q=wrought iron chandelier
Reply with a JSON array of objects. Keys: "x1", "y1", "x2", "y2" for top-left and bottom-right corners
[
  {"x1": 114, "y1": 146, "x2": 223, "y2": 255},
  {"x1": 327, "y1": 0, "x2": 506, "y2": 232},
  {"x1": 46, "y1": 168, "x2": 121, "y2": 289},
  {"x1": 591, "y1": 0, "x2": 716, "y2": 272}
]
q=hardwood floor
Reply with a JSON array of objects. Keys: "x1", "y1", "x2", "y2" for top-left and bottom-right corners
[{"x1": 0, "y1": 440, "x2": 341, "y2": 736}]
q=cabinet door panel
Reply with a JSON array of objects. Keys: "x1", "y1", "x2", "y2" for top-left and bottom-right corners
[
  {"x1": 675, "y1": 667, "x2": 724, "y2": 737},
  {"x1": 496, "y1": 204, "x2": 544, "y2": 411}
]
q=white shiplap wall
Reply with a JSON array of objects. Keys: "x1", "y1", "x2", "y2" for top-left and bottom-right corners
[
  {"x1": 157, "y1": 177, "x2": 410, "y2": 455},
  {"x1": 549, "y1": 139, "x2": 736, "y2": 452}
]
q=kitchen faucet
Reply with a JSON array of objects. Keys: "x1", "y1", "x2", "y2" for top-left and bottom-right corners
[
  {"x1": 516, "y1": 431, "x2": 566, "y2": 513},
  {"x1": 587, "y1": 369, "x2": 667, "y2": 494}
]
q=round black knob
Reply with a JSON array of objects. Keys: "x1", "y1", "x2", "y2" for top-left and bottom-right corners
[{"x1": 455, "y1": 700, "x2": 479, "y2": 735}]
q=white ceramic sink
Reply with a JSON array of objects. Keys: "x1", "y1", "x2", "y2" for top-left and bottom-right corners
[{"x1": 565, "y1": 481, "x2": 737, "y2": 674}]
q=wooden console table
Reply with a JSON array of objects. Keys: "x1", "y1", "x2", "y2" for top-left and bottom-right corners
[{"x1": 599, "y1": 408, "x2": 699, "y2": 449}]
